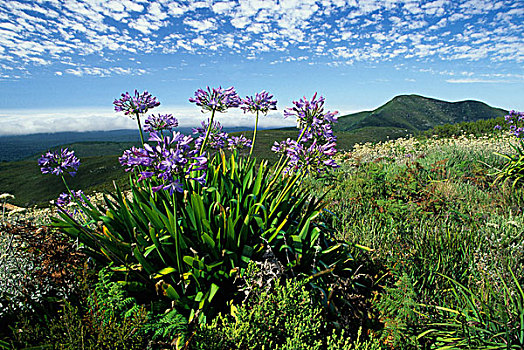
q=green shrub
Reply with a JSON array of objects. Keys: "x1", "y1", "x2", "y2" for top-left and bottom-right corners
[{"x1": 192, "y1": 270, "x2": 325, "y2": 350}]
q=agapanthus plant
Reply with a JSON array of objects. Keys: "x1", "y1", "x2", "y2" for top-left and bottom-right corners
[
  {"x1": 114, "y1": 90, "x2": 160, "y2": 146},
  {"x1": 493, "y1": 110, "x2": 524, "y2": 188},
  {"x1": 189, "y1": 86, "x2": 241, "y2": 155},
  {"x1": 43, "y1": 86, "x2": 352, "y2": 329},
  {"x1": 242, "y1": 91, "x2": 277, "y2": 159}
]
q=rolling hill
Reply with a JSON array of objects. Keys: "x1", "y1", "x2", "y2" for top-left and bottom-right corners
[{"x1": 335, "y1": 94, "x2": 508, "y2": 134}]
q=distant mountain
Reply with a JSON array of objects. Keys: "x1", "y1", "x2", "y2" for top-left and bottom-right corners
[{"x1": 335, "y1": 94, "x2": 508, "y2": 134}]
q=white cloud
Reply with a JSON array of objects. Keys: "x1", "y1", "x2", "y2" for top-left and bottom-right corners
[
  {"x1": 0, "y1": 106, "x2": 296, "y2": 136},
  {"x1": 446, "y1": 78, "x2": 507, "y2": 83},
  {"x1": 0, "y1": 0, "x2": 521, "y2": 79},
  {"x1": 184, "y1": 18, "x2": 216, "y2": 32},
  {"x1": 0, "y1": 108, "x2": 137, "y2": 136}
]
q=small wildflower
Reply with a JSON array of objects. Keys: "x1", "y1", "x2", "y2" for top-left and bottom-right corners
[{"x1": 0, "y1": 193, "x2": 14, "y2": 201}]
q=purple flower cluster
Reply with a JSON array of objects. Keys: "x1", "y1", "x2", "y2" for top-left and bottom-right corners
[
  {"x1": 192, "y1": 119, "x2": 252, "y2": 152},
  {"x1": 189, "y1": 86, "x2": 241, "y2": 113},
  {"x1": 241, "y1": 91, "x2": 277, "y2": 115},
  {"x1": 284, "y1": 93, "x2": 338, "y2": 142},
  {"x1": 56, "y1": 190, "x2": 87, "y2": 207},
  {"x1": 501, "y1": 110, "x2": 524, "y2": 138},
  {"x1": 38, "y1": 148, "x2": 80, "y2": 177},
  {"x1": 274, "y1": 93, "x2": 339, "y2": 174},
  {"x1": 144, "y1": 114, "x2": 179, "y2": 133},
  {"x1": 119, "y1": 132, "x2": 206, "y2": 194},
  {"x1": 272, "y1": 139, "x2": 338, "y2": 174},
  {"x1": 228, "y1": 135, "x2": 252, "y2": 151},
  {"x1": 113, "y1": 90, "x2": 160, "y2": 117},
  {"x1": 192, "y1": 119, "x2": 229, "y2": 150}
]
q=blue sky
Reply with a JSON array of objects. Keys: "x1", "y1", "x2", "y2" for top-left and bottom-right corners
[{"x1": 0, "y1": 0, "x2": 522, "y2": 135}]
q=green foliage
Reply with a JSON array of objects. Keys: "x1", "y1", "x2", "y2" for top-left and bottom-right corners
[
  {"x1": 422, "y1": 116, "x2": 506, "y2": 138},
  {"x1": 85, "y1": 268, "x2": 149, "y2": 349},
  {"x1": 301, "y1": 131, "x2": 524, "y2": 348},
  {"x1": 374, "y1": 274, "x2": 421, "y2": 348},
  {"x1": 326, "y1": 328, "x2": 384, "y2": 350},
  {"x1": 492, "y1": 140, "x2": 524, "y2": 188},
  {"x1": 418, "y1": 268, "x2": 524, "y2": 349},
  {"x1": 8, "y1": 267, "x2": 150, "y2": 350},
  {"x1": 192, "y1": 262, "x2": 384, "y2": 350},
  {"x1": 145, "y1": 308, "x2": 188, "y2": 349}
]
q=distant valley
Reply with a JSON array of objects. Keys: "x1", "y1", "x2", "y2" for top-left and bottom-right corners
[{"x1": 0, "y1": 127, "x2": 251, "y2": 162}]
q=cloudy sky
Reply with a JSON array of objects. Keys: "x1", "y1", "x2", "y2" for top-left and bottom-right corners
[{"x1": 0, "y1": 0, "x2": 522, "y2": 135}]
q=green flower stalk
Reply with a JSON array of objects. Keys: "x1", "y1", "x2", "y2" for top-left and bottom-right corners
[
  {"x1": 241, "y1": 91, "x2": 278, "y2": 160},
  {"x1": 113, "y1": 90, "x2": 161, "y2": 147},
  {"x1": 189, "y1": 86, "x2": 241, "y2": 155}
]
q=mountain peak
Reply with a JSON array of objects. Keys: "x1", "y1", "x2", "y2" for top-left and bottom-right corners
[{"x1": 336, "y1": 95, "x2": 507, "y2": 133}]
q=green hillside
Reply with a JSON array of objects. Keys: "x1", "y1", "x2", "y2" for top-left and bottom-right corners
[{"x1": 336, "y1": 94, "x2": 508, "y2": 133}]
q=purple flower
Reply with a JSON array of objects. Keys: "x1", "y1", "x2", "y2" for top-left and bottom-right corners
[
  {"x1": 157, "y1": 179, "x2": 183, "y2": 196},
  {"x1": 284, "y1": 93, "x2": 338, "y2": 142},
  {"x1": 494, "y1": 125, "x2": 502, "y2": 130},
  {"x1": 193, "y1": 119, "x2": 229, "y2": 150},
  {"x1": 120, "y1": 130, "x2": 207, "y2": 193},
  {"x1": 241, "y1": 91, "x2": 277, "y2": 115},
  {"x1": 274, "y1": 94, "x2": 340, "y2": 174},
  {"x1": 113, "y1": 90, "x2": 160, "y2": 117},
  {"x1": 144, "y1": 114, "x2": 179, "y2": 132},
  {"x1": 271, "y1": 138, "x2": 296, "y2": 154},
  {"x1": 119, "y1": 146, "x2": 153, "y2": 172},
  {"x1": 56, "y1": 190, "x2": 88, "y2": 206},
  {"x1": 503, "y1": 110, "x2": 524, "y2": 138},
  {"x1": 228, "y1": 135, "x2": 252, "y2": 151},
  {"x1": 189, "y1": 86, "x2": 241, "y2": 113},
  {"x1": 275, "y1": 139, "x2": 339, "y2": 174},
  {"x1": 38, "y1": 148, "x2": 80, "y2": 177},
  {"x1": 190, "y1": 155, "x2": 208, "y2": 172}
]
